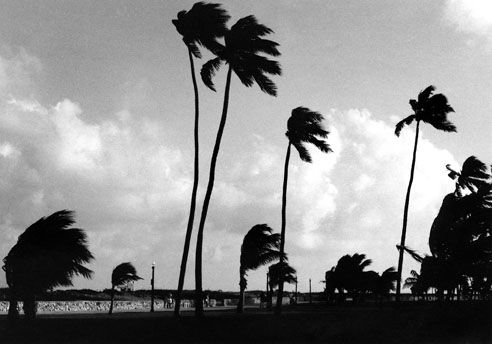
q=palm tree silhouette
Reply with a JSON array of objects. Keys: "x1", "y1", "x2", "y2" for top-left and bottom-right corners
[
  {"x1": 394, "y1": 85, "x2": 455, "y2": 300},
  {"x1": 446, "y1": 156, "x2": 490, "y2": 195},
  {"x1": 376, "y1": 267, "x2": 398, "y2": 298},
  {"x1": 268, "y1": 261, "x2": 297, "y2": 295},
  {"x1": 2, "y1": 210, "x2": 93, "y2": 319},
  {"x1": 109, "y1": 262, "x2": 142, "y2": 315},
  {"x1": 172, "y1": 2, "x2": 229, "y2": 317},
  {"x1": 276, "y1": 107, "x2": 331, "y2": 314},
  {"x1": 237, "y1": 224, "x2": 282, "y2": 313},
  {"x1": 195, "y1": 15, "x2": 281, "y2": 317}
]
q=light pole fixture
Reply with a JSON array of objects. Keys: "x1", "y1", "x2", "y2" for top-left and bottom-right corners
[
  {"x1": 150, "y1": 261, "x2": 155, "y2": 312},
  {"x1": 309, "y1": 278, "x2": 312, "y2": 304}
]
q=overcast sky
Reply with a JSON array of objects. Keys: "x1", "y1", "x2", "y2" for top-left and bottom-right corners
[{"x1": 0, "y1": 0, "x2": 491, "y2": 292}]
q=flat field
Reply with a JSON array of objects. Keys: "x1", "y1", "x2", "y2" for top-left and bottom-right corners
[{"x1": 1, "y1": 301, "x2": 490, "y2": 343}]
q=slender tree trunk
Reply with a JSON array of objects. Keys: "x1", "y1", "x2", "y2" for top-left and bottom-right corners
[
  {"x1": 396, "y1": 120, "x2": 420, "y2": 301},
  {"x1": 275, "y1": 142, "x2": 291, "y2": 315},
  {"x1": 109, "y1": 285, "x2": 115, "y2": 315},
  {"x1": 194, "y1": 65, "x2": 233, "y2": 317},
  {"x1": 174, "y1": 46, "x2": 201, "y2": 318},
  {"x1": 237, "y1": 269, "x2": 246, "y2": 313}
]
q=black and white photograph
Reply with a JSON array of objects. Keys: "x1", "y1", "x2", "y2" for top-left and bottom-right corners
[{"x1": 0, "y1": 1, "x2": 490, "y2": 343}]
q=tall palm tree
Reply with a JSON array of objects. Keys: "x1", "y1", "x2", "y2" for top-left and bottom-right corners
[
  {"x1": 237, "y1": 224, "x2": 282, "y2": 313},
  {"x1": 109, "y1": 262, "x2": 142, "y2": 315},
  {"x1": 195, "y1": 15, "x2": 281, "y2": 317},
  {"x1": 2, "y1": 210, "x2": 93, "y2": 319},
  {"x1": 394, "y1": 85, "x2": 456, "y2": 300},
  {"x1": 276, "y1": 107, "x2": 331, "y2": 314},
  {"x1": 172, "y1": 2, "x2": 229, "y2": 317}
]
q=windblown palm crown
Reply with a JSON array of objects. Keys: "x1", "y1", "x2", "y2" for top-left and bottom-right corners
[
  {"x1": 201, "y1": 15, "x2": 281, "y2": 95},
  {"x1": 286, "y1": 107, "x2": 332, "y2": 161},
  {"x1": 3, "y1": 210, "x2": 93, "y2": 294},
  {"x1": 172, "y1": 2, "x2": 230, "y2": 58},
  {"x1": 395, "y1": 85, "x2": 455, "y2": 136},
  {"x1": 111, "y1": 262, "x2": 142, "y2": 287}
]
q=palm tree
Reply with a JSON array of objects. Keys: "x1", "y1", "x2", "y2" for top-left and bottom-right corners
[
  {"x1": 268, "y1": 261, "x2": 297, "y2": 295},
  {"x1": 376, "y1": 267, "x2": 398, "y2": 297},
  {"x1": 172, "y1": 2, "x2": 229, "y2": 317},
  {"x1": 394, "y1": 85, "x2": 456, "y2": 300},
  {"x1": 237, "y1": 224, "x2": 282, "y2": 313},
  {"x1": 446, "y1": 156, "x2": 490, "y2": 195},
  {"x1": 2, "y1": 210, "x2": 93, "y2": 319},
  {"x1": 195, "y1": 15, "x2": 281, "y2": 317},
  {"x1": 276, "y1": 107, "x2": 331, "y2": 314},
  {"x1": 109, "y1": 262, "x2": 142, "y2": 315},
  {"x1": 334, "y1": 253, "x2": 372, "y2": 298}
]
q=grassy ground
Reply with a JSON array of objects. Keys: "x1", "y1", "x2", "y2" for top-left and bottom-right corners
[{"x1": 0, "y1": 301, "x2": 490, "y2": 343}]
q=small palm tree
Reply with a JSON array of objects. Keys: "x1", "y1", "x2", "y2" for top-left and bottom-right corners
[
  {"x1": 109, "y1": 262, "x2": 142, "y2": 315},
  {"x1": 376, "y1": 267, "x2": 398, "y2": 297},
  {"x1": 335, "y1": 253, "x2": 372, "y2": 296},
  {"x1": 195, "y1": 15, "x2": 281, "y2": 317},
  {"x1": 237, "y1": 224, "x2": 282, "y2": 313},
  {"x1": 2, "y1": 210, "x2": 93, "y2": 319},
  {"x1": 172, "y1": 2, "x2": 229, "y2": 317},
  {"x1": 276, "y1": 107, "x2": 331, "y2": 314},
  {"x1": 268, "y1": 261, "x2": 297, "y2": 294},
  {"x1": 394, "y1": 85, "x2": 456, "y2": 299}
]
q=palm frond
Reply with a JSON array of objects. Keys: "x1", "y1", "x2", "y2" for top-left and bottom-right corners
[
  {"x1": 418, "y1": 85, "x2": 435, "y2": 104},
  {"x1": 396, "y1": 245, "x2": 424, "y2": 263},
  {"x1": 394, "y1": 115, "x2": 416, "y2": 136},
  {"x1": 292, "y1": 141, "x2": 312, "y2": 163},
  {"x1": 230, "y1": 15, "x2": 273, "y2": 38},
  {"x1": 200, "y1": 57, "x2": 223, "y2": 91}
]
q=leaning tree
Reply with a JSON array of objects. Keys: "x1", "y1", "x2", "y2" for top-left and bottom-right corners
[
  {"x1": 172, "y1": 2, "x2": 230, "y2": 317},
  {"x1": 109, "y1": 262, "x2": 142, "y2": 315},
  {"x1": 2, "y1": 210, "x2": 93, "y2": 319},
  {"x1": 394, "y1": 85, "x2": 456, "y2": 299}
]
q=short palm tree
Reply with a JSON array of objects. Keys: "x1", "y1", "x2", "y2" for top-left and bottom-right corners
[
  {"x1": 2, "y1": 210, "x2": 93, "y2": 319},
  {"x1": 394, "y1": 85, "x2": 455, "y2": 299},
  {"x1": 335, "y1": 253, "x2": 372, "y2": 294},
  {"x1": 172, "y1": 2, "x2": 230, "y2": 317},
  {"x1": 109, "y1": 262, "x2": 142, "y2": 315},
  {"x1": 446, "y1": 156, "x2": 490, "y2": 195},
  {"x1": 376, "y1": 267, "x2": 398, "y2": 296},
  {"x1": 276, "y1": 107, "x2": 331, "y2": 314},
  {"x1": 237, "y1": 224, "x2": 282, "y2": 313},
  {"x1": 195, "y1": 15, "x2": 281, "y2": 317},
  {"x1": 268, "y1": 261, "x2": 297, "y2": 293}
]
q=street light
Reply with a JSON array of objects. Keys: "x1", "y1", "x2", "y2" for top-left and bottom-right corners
[{"x1": 150, "y1": 261, "x2": 155, "y2": 312}]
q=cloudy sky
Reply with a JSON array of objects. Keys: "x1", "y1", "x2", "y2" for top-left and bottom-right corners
[{"x1": 0, "y1": 0, "x2": 491, "y2": 292}]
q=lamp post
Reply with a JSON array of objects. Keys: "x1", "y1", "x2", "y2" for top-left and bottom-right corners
[
  {"x1": 309, "y1": 278, "x2": 312, "y2": 305},
  {"x1": 150, "y1": 261, "x2": 155, "y2": 312}
]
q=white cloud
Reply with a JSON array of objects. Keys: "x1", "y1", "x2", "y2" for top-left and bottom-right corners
[{"x1": 445, "y1": 0, "x2": 492, "y2": 38}]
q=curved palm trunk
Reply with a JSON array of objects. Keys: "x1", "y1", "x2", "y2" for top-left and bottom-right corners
[
  {"x1": 237, "y1": 267, "x2": 246, "y2": 313},
  {"x1": 109, "y1": 284, "x2": 115, "y2": 315},
  {"x1": 194, "y1": 65, "x2": 233, "y2": 317},
  {"x1": 396, "y1": 120, "x2": 420, "y2": 301},
  {"x1": 275, "y1": 143, "x2": 291, "y2": 315},
  {"x1": 174, "y1": 47, "x2": 201, "y2": 318}
]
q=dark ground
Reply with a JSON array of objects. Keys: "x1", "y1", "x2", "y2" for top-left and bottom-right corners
[{"x1": 1, "y1": 301, "x2": 490, "y2": 343}]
